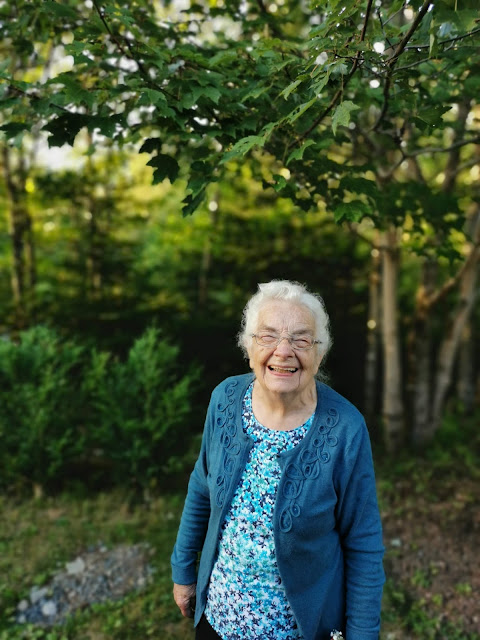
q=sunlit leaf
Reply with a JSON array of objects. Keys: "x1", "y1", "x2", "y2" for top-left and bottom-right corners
[{"x1": 331, "y1": 101, "x2": 359, "y2": 136}]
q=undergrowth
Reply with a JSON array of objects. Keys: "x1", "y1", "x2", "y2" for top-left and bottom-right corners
[{"x1": 0, "y1": 410, "x2": 478, "y2": 639}]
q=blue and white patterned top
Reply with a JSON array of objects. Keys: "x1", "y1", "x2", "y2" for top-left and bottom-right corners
[{"x1": 204, "y1": 382, "x2": 314, "y2": 640}]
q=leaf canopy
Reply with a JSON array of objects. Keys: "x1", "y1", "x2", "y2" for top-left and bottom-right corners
[{"x1": 0, "y1": 0, "x2": 478, "y2": 225}]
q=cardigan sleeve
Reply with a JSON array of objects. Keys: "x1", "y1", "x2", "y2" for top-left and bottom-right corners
[
  {"x1": 335, "y1": 421, "x2": 385, "y2": 640},
  {"x1": 170, "y1": 395, "x2": 214, "y2": 586}
]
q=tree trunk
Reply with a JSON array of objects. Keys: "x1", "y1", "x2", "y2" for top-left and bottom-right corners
[
  {"x1": 409, "y1": 259, "x2": 437, "y2": 448},
  {"x1": 409, "y1": 99, "x2": 471, "y2": 446},
  {"x1": 457, "y1": 321, "x2": 475, "y2": 414},
  {"x1": 381, "y1": 226, "x2": 404, "y2": 452},
  {"x1": 430, "y1": 207, "x2": 480, "y2": 437},
  {"x1": 198, "y1": 200, "x2": 219, "y2": 308},
  {"x1": 1, "y1": 145, "x2": 36, "y2": 327},
  {"x1": 364, "y1": 232, "x2": 381, "y2": 426}
]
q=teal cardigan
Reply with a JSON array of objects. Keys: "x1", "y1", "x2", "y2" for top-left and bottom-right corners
[{"x1": 171, "y1": 374, "x2": 385, "y2": 640}]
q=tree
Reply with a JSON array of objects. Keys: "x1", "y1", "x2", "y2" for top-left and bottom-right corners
[{"x1": 1, "y1": 0, "x2": 479, "y2": 447}]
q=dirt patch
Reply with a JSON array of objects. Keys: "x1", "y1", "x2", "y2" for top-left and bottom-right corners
[{"x1": 381, "y1": 473, "x2": 480, "y2": 636}]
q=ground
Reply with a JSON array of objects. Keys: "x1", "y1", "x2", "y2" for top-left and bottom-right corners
[{"x1": 380, "y1": 465, "x2": 479, "y2": 638}]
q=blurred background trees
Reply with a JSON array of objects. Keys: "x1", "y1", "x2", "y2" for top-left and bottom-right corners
[{"x1": 0, "y1": 0, "x2": 479, "y2": 492}]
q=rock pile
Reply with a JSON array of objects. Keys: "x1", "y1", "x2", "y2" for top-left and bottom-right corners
[{"x1": 16, "y1": 544, "x2": 153, "y2": 627}]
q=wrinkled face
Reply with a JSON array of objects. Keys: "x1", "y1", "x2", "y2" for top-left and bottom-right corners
[{"x1": 248, "y1": 300, "x2": 323, "y2": 398}]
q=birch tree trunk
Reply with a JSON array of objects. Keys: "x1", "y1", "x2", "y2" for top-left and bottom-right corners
[
  {"x1": 430, "y1": 207, "x2": 480, "y2": 437},
  {"x1": 198, "y1": 197, "x2": 219, "y2": 308},
  {"x1": 381, "y1": 226, "x2": 404, "y2": 452},
  {"x1": 410, "y1": 260, "x2": 437, "y2": 447},
  {"x1": 409, "y1": 100, "x2": 471, "y2": 446},
  {"x1": 364, "y1": 232, "x2": 381, "y2": 427}
]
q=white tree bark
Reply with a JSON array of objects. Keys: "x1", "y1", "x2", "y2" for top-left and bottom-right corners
[
  {"x1": 364, "y1": 233, "x2": 381, "y2": 426},
  {"x1": 430, "y1": 208, "x2": 480, "y2": 437},
  {"x1": 381, "y1": 226, "x2": 404, "y2": 452}
]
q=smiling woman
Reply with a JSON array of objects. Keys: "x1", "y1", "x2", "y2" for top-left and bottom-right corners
[{"x1": 172, "y1": 280, "x2": 385, "y2": 640}]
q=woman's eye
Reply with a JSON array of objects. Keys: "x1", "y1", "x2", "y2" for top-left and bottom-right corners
[{"x1": 293, "y1": 338, "x2": 311, "y2": 348}]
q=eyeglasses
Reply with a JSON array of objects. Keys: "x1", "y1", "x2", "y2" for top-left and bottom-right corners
[{"x1": 251, "y1": 332, "x2": 321, "y2": 351}]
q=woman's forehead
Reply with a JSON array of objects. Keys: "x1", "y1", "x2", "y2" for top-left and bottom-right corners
[{"x1": 256, "y1": 300, "x2": 315, "y2": 331}]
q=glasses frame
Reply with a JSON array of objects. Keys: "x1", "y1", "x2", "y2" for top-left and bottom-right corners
[{"x1": 251, "y1": 333, "x2": 321, "y2": 351}]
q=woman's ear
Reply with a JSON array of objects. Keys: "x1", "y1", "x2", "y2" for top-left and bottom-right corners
[{"x1": 315, "y1": 352, "x2": 324, "y2": 375}]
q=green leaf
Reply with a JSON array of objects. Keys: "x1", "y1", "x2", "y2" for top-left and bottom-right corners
[
  {"x1": 429, "y1": 32, "x2": 439, "y2": 58},
  {"x1": 272, "y1": 175, "x2": 287, "y2": 192},
  {"x1": 41, "y1": 1, "x2": 78, "y2": 19},
  {"x1": 310, "y1": 72, "x2": 331, "y2": 96},
  {"x1": 47, "y1": 73, "x2": 95, "y2": 109},
  {"x1": 286, "y1": 139, "x2": 316, "y2": 166},
  {"x1": 331, "y1": 100, "x2": 359, "y2": 136},
  {"x1": 182, "y1": 189, "x2": 206, "y2": 216},
  {"x1": 280, "y1": 79, "x2": 302, "y2": 100},
  {"x1": 416, "y1": 105, "x2": 451, "y2": 126},
  {"x1": 203, "y1": 86, "x2": 222, "y2": 104},
  {"x1": 139, "y1": 138, "x2": 162, "y2": 154},
  {"x1": 44, "y1": 113, "x2": 89, "y2": 147},
  {"x1": 87, "y1": 116, "x2": 121, "y2": 138},
  {"x1": 334, "y1": 201, "x2": 371, "y2": 223},
  {"x1": 339, "y1": 176, "x2": 379, "y2": 200},
  {"x1": 140, "y1": 89, "x2": 168, "y2": 105},
  {"x1": 0, "y1": 123, "x2": 26, "y2": 139},
  {"x1": 286, "y1": 98, "x2": 317, "y2": 124},
  {"x1": 146, "y1": 154, "x2": 180, "y2": 184},
  {"x1": 221, "y1": 135, "x2": 266, "y2": 163},
  {"x1": 241, "y1": 84, "x2": 270, "y2": 102}
]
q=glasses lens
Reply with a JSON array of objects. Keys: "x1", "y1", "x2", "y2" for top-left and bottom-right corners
[
  {"x1": 255, "y1": 333, "x2": 314, "y2": 349},
  {"x1": 256, "y1": 333, "x2": 278, "y2": 346},
  {"x1": 292, "y1": 337, "x2": 314, "y2": 349}
]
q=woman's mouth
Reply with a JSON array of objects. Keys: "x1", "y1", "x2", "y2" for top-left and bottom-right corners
[{"x1": 268, "y1": 366, "x2": 298, "y2": 373}]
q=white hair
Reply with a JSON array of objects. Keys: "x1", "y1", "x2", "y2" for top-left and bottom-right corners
[{"x1": 237, "y1": 280, "x2": 332, "y2": 360}]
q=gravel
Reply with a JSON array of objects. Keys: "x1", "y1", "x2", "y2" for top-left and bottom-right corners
[{"x1": 15, "y1": 543, "x2": 154, "y2": 627}]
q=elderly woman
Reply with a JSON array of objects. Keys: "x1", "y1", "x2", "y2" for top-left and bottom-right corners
[{"x1": 172, "y1": 280, "x2": 385, "y2": 640}]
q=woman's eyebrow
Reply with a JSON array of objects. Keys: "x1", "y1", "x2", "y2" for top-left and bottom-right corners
[{"x1": 258, "y1": 325, "x2": 314, "y2": 335}]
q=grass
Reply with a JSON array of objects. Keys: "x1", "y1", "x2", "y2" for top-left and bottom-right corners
[
  {"x1": 0, "y1": 492, "x2": 192, "y2": 640},
  {"x1": 1, "y1": 410, "x2": 479, "y2": 640}
]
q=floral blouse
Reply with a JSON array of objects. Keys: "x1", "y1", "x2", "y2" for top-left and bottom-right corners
[{"x1": 204, "y1": 382, "x2": 313, "y2": 640}]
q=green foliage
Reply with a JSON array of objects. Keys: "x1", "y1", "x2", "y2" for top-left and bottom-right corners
[
  {"x1": 0, "y1": 327, "x2": 86, "y2": 491},
  {"x1": 0, "y1": 326, "x2": 200, "y2": 495},
  {"x1": 1, "y1": 0, "x2": 478, "y2": 228},
  {"x1": 82, "y1": 326, "x2": 201, "y2": 490},
  {"x1": 382, "y1": 578, "x2": 480, "y2": 640}
]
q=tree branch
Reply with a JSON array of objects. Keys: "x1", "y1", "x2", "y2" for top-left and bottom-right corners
[
  {"x1": 404, "y1": 26, "x2": 480, "y2": 51},
  {"x1": 291, "y1": 0, "x2": 374, "y2": 148},
  {"x1": 426, "y1": 237, "x2": 480, "y2": 310},
  {"x1": 372, "y1": 0, "x2": 432, "y2": 131},
  {"x1": 409, "y1": 136, "x2": 480, "y2": 158},
  {"x1": 91, "y1": 0, "x2": 153, "y2": 87},
  {"x1": 255, "y1": 0, "x2": 284, "y2": 40},
  {"x1": 380, "y1": 134, "x2": 480, "y2": 181}
]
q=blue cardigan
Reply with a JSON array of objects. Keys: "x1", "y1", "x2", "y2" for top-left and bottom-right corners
[{"x1": 171, "y1": 374, "x2": 385, "y2": 640}]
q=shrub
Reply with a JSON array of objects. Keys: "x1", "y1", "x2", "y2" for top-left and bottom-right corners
[
  {"x1": 0, "y1": 326, "x2": 86, "y2": 493},
  {"x1": 82, "y1": 326, "x2": 201, "y2": 492},
  {"x1": 0, "y1": 326, "x2": 200, "y2": 495}
]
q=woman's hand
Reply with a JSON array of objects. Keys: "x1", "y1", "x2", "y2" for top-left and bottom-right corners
[{"x1": 173, "y1": 582, "x2": 197, "y2": 618}]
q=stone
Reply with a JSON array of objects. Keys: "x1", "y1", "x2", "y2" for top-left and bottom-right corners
[
  {"x1": 41, "y1": 600, "x2": 57, "y2": 617},
  {"x1": 30, "y1": 586, "x2": 48, "y2": 604},
  {"x1": 66, "y1": 557, "x2": 85, "y2": 575},
  {"x1": 15, "y1": 544, "x2": 153, "y2": 628}
]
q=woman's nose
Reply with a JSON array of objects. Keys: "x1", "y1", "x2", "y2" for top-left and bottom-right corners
[{"x1": 274, "y1": 336, "x2": 295, "y2": 354}]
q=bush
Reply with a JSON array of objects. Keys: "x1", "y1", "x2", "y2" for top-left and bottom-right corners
[
  {"x1": 0, "y1": 326, "x2": 86, "y2": 493},
  {"x1": 82, "y1": 326, "x2": 201, "y2": 492},
  {"x1": 0, "y1": 326, "x2": 200, "y2": 495}
]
